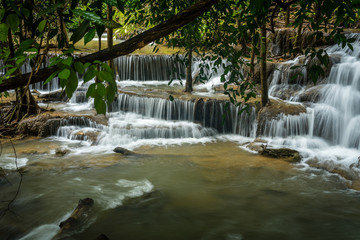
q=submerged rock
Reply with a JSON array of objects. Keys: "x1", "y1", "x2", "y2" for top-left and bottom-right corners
[
  {"x1": 58, "y1": 198, "x2": 94, "y2": 234},
  {"x1": 113, "y1": 147, "x2": 135, "y2": 155},
  {"x1": 261, "y1": 147, "x2": 301, "y2": 163},
  {"x1": 55, "y1": 148, "x2": 70, "y2": 157}
]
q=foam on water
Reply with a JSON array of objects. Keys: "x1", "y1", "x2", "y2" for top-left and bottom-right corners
[
  {"x1": 90, "y1": 178, "x2": 154, "y2": 209},
  {"x1": 1, "y1": 156, "x2": 28, "y2": 169}
]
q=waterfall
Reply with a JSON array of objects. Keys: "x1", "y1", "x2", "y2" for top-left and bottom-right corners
[
  {"x1": 265, "y1": 31, "x2": 360, "y2": 154},
  {"x1": 114, "y1": 55, "x2": 186, "y2": 81},
  {"x1": 110, "y1": 94, "x2": 257, "y2": 137}
]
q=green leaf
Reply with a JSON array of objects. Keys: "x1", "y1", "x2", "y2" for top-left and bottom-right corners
[
  {"x1": 6, "y1": 14, "x2": 20, "y2": 32},
  {"x1": 5, "y1": 67, "x2": 17, "y2": 77},
  {"x1": 62, "y1": 57, "x2": 73, "y2": 67},
  {"x1": 86, "y1": 83, "x2": 96, "y2": 98},
  {"x1": 72, "y1": 9, "x2": 103, "y2": 25},
  {"x1": 169, "y1": 95, "x2": 174, "y2": 101},
  {"x1": 70, "y1": 20, "x2": 90, "y2": 44},
  {"x1": 106, "y1": 85, "x2": 116, "y2": 103},
  {"x1": 84, "y1": 28, "x2": 96, "y2": 45},
  {"x1": 74, "y1": 62, "x2": 85, "y2": 74},
  {"x1": 65, "y1": 70, "x2": 78, "y2": 98},
  {"x1": 58, "y1": 69, "x2": 71, "y2": 79},
  {"x1": 15, "y1": 39, "x2": 35, "y2": 56},
  {"x1": 0, "y1": 23, "x2": 9, "y2": 42},
  {"x1": 84, "y1": 62, "x2": 91, "y2": 69},
  {"x1": 96, "y1": 83, "x2": 106, "y2": 96},
  {"x1": 0, "y1": 9, "x2": 5, "y2": 21},
  {"x1": 84, "y1": 66, "x2": 97, "y2": 82},
  {"x1": 15, "y1": 57, "x2": 26, "y2": 67},
  {"x1": 98, "y1": 70, "x2": 113, "y2": 83},
  {"x1": 94, "y1": 97, "x2": 106, "y2": 115},
  {"x1": 96, "y1": 25, "x2": 105, "y2": 38},
  {"x1": 20, "y1": 7, "x2": 30, "y2": 18},
  {"x1": 38, "y1": 20, "x2": 47, "y2": 32},
  {"x1": 44, "y1": 70, "x2": 60, "y2": 85}
]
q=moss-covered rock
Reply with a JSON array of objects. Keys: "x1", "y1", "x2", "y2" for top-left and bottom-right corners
[
  {"x1": 261, "y1": 147, "x2": 301, "y2": 163},
  {"x1": 18, "y1": 113, "x2": 107, "y2": 137}
]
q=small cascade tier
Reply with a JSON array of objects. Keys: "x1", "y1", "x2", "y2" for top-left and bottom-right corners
[
  {"x1": 110, "y1": 93, "x2": 257, "y2": 137},
  {"x1": 115, "y1": 55, "x2": 186, "y2": 81}
]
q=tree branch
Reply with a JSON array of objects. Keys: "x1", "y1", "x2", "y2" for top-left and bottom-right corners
[{"x1": 0, "y1": 0, "x2": 219, "y2": 92}]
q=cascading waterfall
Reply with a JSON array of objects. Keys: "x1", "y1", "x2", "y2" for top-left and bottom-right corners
[
  {"x1": 110, "y1": 94, "x2": 257, "y2": 137},
  {"x1": 55, "y1": 117, "x2": 102, "y2": 142},
  {"x1": 264, "y1": 33, "x2": 360, "y2": 168},
  {"x1": 115, "y1": 55, "x2": 186, "y2": 81}
]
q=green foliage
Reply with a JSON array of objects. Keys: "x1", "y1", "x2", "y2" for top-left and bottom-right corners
[{"x1": 0, "y1": 0, "x2": 359, "y2": 115}]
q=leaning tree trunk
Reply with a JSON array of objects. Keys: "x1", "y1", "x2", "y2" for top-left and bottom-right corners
[
  {"x1": 0, "y1": 0, "x2": 219, "y2": 92},
  {"x1": 260, "y1": 23, "x2": 269, "y2": 107},
  {"x1": 185, "y1": 47, "x2": 193, "y2": 93}
]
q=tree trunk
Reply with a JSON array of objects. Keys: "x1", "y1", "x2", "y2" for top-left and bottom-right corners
[
  {"x1": 185, "y1": 47, "x2": 193, "y2": 93},
  {"x1": 0, "y1": 0, "x2": 219, "y2": 92},
  {"x1": 107, "y1": 5, "x2": 114, "y2": 70},
  {"x1": 294, "y1": 21, "x2": 303, "y2": 55},
  {"x1": 260, "y1": 23, "x2": 269, "y2": 107},
  {"x1": 285, "y1": 7, "x2": 290, "y2": 26},
  {"x1": 250, "y1": 34, "x2": 256, "y2": 81}
]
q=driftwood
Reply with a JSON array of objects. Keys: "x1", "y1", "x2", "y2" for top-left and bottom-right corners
[
  {"x1": 0, "y1": 0, "x2": 219, "y2": 92},
  {"x1": 53, "y1": 198, "x2": 94, "y2": 239}
]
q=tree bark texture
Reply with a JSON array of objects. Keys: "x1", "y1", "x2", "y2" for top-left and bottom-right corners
[
  {"x1": 0, "y1": 0, "x2": 219, "y2": 92},
  {"x1": 260, "y1": 23, "x2": 269, "y2": 107},
  {"x1": 107, "y1": 5, "x2": 114, "y2": 70}
]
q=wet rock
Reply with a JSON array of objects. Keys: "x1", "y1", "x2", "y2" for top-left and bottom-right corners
[
  {"x1": 244, "y1": 62, "x2": 276, "y2": 84},
  {"x1": 261, "y1": 147, "x2": 301, "y2": 163},
  {"x1": 297, "y1": 85, "x2": 323, "y2": 103},
  {"x1": 58, "y1": 198, "x2": 94, "y2": 234},
  {"x1": 113, "y1": 147, "x2": 135, "y2": 155},
  {"x1": 267, "y1": 28, "x2": 334, "y2": 57},
  {"x1": 55, "y1": 148, "x2": 70, "y2": 157},
  {"x1": 247, "y1": 138, "x2": 268, "y2": 153},
  {"x1": 18, "y1": 114, "x2": 62, "y2": 137},
  {"x1": 73, "y1": 130, "x2": 100, "y2": 143},
  {"x1": 18, "y1": 113, "x2": 107, "y2": 137},
  {"x1": 256, "y1": 99, "x2": 307, "y2": 136}
]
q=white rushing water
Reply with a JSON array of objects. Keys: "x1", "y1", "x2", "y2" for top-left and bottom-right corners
[
  {"x1": 266, "y1": 33, "x2": 360, "y2": 170},
  {"x1": 18, "y1": 34, "x2": 360, "y2": 173}
]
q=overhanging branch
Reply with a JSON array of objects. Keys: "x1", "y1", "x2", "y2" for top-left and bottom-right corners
[{"x1": 0, "y1": 0, "x2": 219, "y2": 92}]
